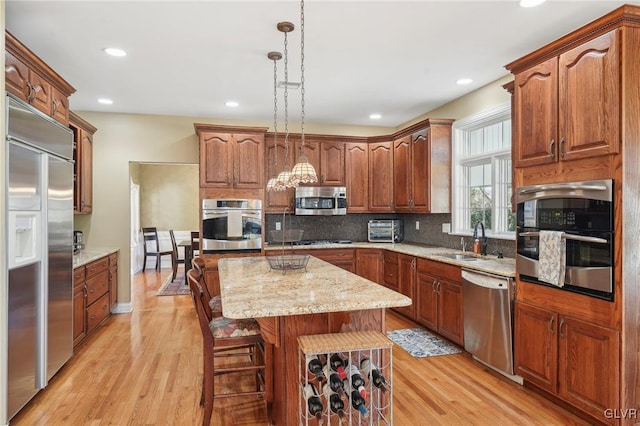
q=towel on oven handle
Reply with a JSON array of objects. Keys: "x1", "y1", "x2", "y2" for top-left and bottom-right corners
[{"x1": 538, "y1": 230, "x2": 566, "y2": 287}]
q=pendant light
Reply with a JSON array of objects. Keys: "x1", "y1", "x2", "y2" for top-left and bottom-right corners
[
  {"x1": 290, "y1": 0, "x2": 318, "y2": 185},
  {"x1": 275, "y1": 21, "x2": 295, "y2": 188},
  {"x1": 266, "y1": 51, "x2": 285, "y2": 192}
]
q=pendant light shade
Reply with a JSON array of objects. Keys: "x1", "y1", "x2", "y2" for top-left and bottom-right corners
[{"x1": 290, "y1": 154, "x2": 317, "y2": 186}]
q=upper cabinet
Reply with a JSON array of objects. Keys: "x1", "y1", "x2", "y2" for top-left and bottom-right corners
[
  {"x1": 510, "y1": 30, "x2": 619, "y2": 168},
  {"x1": 4, "y1": 31, "x2": 75, "y2": 126},
  {"x1": 70, "y1": 112, "x2": 97, "y2": 214},
  {"x1": 345, "y1": 142, "x2": 369, "y2": 213},
  {"x1": 393, "y1": 121, "x2": 453, "y2": 213},
  {"x1": 368, "y1": 140, "x2": 394, "y2": 212},
  {"x1": 294, "y1": 139, "x2": 345, "y2": 186},
  {"x1": 195, "y1": 124, "x2": 268, "y2": 190},
  {"x1": 265, "y1": 135, "x2": 295, "y2": 213}
]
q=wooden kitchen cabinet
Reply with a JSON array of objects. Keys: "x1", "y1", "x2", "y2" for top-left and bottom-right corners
[
  {"x1": 195, "y1": 124, "x2": 268, "y2": 189},
  {"x1": 415, "y1": 259, "x2": 463, "y2": 346},
  {"x1": 356, "y1": 249, "x2": 383, "y2": 284},
  {"x1": 382, "y1": 251, "x2": 399, "y2": 292},
  {"x1": 395, "y1": 254, "x2": 416, "y2": 319},
  {"x1": 514, "y1": 302, "x2": 619, "y2": 423},
  {"x1": 295, "y1": 248, "x2": 355, "y2": 273},
  {"x1": 109, "y1": 253, "x2": 118, "y2": 311},
  {"x1": 294, "y1": 139, "x2": 345, "y2": 186},
  {"x1": 70, "y1": 112, "x2": 97, "y2": 214},
  {"x1": 265, "y1": 135, "x2": 295, "y2": 213},
  {"x1": 5, "y1": 31, "x2": 75, "y2": 125},
  {"x1": 368, "y1": 141, "x2": 394, "y2": 212},
  {"x1": 73, "y1": 252, "x2": 118, "y2": 349},
  {"x1": 345, "y1": 142, "x2": 369, "y2": 212},
  {"x1": 511, "y1": 30, "x2": 619, "y2": 168}
]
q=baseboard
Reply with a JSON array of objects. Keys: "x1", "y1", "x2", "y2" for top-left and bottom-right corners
[{"x1": 111, "y1": 303, "x2": 133, "y2": 314}]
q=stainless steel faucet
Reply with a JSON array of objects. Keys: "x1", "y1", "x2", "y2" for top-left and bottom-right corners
[{"x1": 460, "y1": 237, "x2": 467, "y2": 252}]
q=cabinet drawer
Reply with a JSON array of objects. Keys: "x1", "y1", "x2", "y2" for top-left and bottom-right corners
[
  {"x1": 383, "y1": 264, "x2": 399, "y2": 290},
  {"x1": 86, "y1": 270, "x2": 109, "y2": 305},
  {"x1": 383, "y1": 251, "x2": 398, "y2": 264},
  {"x1": 87, "y1": 293, "x2": 110, "y2": 333},
  {"x1": 298, "y1": 248, "x2": 355, "y2": 262},
  {"x1": 109, "y1": 252, "x2": 118, "y2": 267},
  {"x1": 86, "y1": 257, "x2": 109, "y2": 278},
  {"x1": 417, "y1": 258, "x2": 461, "y2": 281},
  {"x1": 73, "y1": 266, "x2": 86, "y2": 284}
]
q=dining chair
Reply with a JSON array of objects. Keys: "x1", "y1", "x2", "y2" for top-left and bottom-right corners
[
  {"x1": 169, "y1": 230, "x2": 185, "y2": 282},
  {"x1": 186, "y1": 268, "x2": 267, "y2": 426},
  {"x1": 142, "y1": 227, "x2": 172, "y2": 272},
  {"x1": 191, "y1": 231, "x2": 200, "y2": 257}
]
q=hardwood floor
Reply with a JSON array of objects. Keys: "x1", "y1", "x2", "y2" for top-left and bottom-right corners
[{"x1": 11, "y1": 269, "x2": 589, "y2": 425}]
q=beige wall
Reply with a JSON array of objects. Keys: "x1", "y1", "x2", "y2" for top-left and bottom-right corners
[{"x1": 138, "y1": 163, "x2": 199, "y2": 232}]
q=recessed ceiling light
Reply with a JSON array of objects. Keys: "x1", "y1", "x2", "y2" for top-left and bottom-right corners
[
  {"x1": 519, "y1": 0, "x2": 546, "y2": 7},
  {"x1": 98, "y1": 98, "x2": 113, "y2": 105},
  {"x1": 103, "y1": 47, "x2": 126, "y2": 57},
  {"x1": 369, "y1": 113, "x2": 382, "y2": 120},
  {"x1": 225, "y1": 101, "x2": 239, "y2": 108},
  {"x1": 456, "y1": 78, "x2": 473, "y2": 85}
]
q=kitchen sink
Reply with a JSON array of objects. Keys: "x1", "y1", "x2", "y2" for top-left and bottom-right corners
[{"x1": 434, "y1": 253, "x2": 479, "y2": 261}]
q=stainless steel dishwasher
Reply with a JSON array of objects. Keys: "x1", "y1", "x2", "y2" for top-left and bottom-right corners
[{"x1": 462, "y1": 269, "x2": 521, "y2": 382}]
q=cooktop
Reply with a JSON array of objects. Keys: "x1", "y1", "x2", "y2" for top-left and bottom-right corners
[{"x1": 291, "y1": 240, "x2": 353, "y2": 246}]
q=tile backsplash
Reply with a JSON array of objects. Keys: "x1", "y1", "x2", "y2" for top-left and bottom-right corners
[{"x1": 265, "y1": 212, "x2": 515, "y2": 258}]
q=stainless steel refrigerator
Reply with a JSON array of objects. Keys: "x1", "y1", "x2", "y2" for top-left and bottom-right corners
[{"x1": 5, "y1": 94, "x2": 74, "y2": 421}]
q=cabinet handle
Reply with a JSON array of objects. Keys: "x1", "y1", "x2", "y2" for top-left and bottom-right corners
[
  {"x1": 432, "y1": 279, "x2": 438, "y2": 292},
  {"x1": 559, "y1": 319, "x2": 566, "y2": 338},
  {"x1": 411, "y1": 258, "x2": 416, "y2": 269},
  {"x1": 52, "y1": 99, "x2": 58, "y2": 116},
  {"x1": 436, "y1": 281, "x2": 441, "y2": 295},
  {"x1": 83, "y1": 286, "x2": 88, "y2": 299},
  {"x1": 25, "y1": 82, "x2": 34, "y2": 102},
  {"x1": 549, "y1": 316, "x2": 555, "y2": 335},
  {"x1": 549, "y1": 139, "x2": 556, "y2": 160},
  {"x1": 559, "y1": 137, "x2": 565, "y2": 158}
]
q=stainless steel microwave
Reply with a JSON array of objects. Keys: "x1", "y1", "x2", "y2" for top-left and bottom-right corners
[{"x1": 295, "y1": 186, "x2": 347, "y2": 216}]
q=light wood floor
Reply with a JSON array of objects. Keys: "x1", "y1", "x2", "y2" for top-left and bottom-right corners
[{"x1": 11, "y1": 268, "x2": 590, "y2": 425}]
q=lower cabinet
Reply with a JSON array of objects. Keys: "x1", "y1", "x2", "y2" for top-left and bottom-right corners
[
  {"x1": 355, "y1": 249, "x2": 383, "y2": 284},
  {"x1": 395, "y1": 253, "x2": 416, "y2": 319},
  {"x1": 73, "y1": 252, "x2": 118, "y2": 349},
  {"x1": 295, "y1": 248, "x2": 355, "y2": 273},
  {"x1": 514, "y1": 302, "x2": 619, "y2": 423},
  {"x1": 415, "y1": 259, "x2": 464, "y2": 346}
]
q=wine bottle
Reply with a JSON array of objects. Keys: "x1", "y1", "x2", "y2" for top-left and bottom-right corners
[
  {"x1": 350, "y1": 389, "x2": 369, "y2": 417},
  {"x1": 307, "y1": 354, "x2": 326, "y2": 382},
  {"x1": 303, "y1": 383, "x2": 324, "y2": 421},
  {"x1": 360, "y1": 358, "x2": 388, "y2": 392},
  {"x1": 329, "y1": 353, "x2": 348, "y2": 380},
  {"x1": 321, "y1": 382, "x2": 346, "y2": 420},
  {"x1": 322, "y1": 363, "x2": 347, "y2": 397},
  {"x1": 345, "y1": 364, "x2": 368, "y2": 400}
]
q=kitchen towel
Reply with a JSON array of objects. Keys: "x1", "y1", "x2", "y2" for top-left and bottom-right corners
[{"x1": 538, "y1": 230, "x2": 566, "y2": 287}]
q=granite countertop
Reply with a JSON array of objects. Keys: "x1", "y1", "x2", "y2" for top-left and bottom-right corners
[
  {"x1": 218, "y1": 256, "x2": 412, "y2": 319},
  {"x1": 73, "y1": 248, "x2": 119, "y2": 268},
  {"x1": 265, "y1": 242, "x2": 516, "y2": 278}
]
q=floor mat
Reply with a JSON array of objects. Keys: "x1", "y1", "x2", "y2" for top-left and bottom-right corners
[
  {"x1": 387, "y1": 327, "x2": 462, "y2": 358},
  {"x1": 156, "y1": 273, "x2": 190, "y2": 296}
]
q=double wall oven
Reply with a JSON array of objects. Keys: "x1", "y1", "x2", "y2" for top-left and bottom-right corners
[
  {"x1": 516, "y1": 179, "x2": 614, "y2": 301},
  {"x1": 202, "y1": 199, "x2": 262, "y2": 254}
]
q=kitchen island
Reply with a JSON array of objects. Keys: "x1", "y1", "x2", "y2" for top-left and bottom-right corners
[{"x1": 218, "y1": 255, "x2": 412, "y2": 425}]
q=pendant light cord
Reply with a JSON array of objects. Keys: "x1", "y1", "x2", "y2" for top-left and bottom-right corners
[{"x1": 300, "y1": 0, "x2": 306, "y2": 154}]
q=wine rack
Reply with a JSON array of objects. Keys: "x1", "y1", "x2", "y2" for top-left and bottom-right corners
[{"x1": 298, "y1": 331, "x2": 394, "y2": 426}]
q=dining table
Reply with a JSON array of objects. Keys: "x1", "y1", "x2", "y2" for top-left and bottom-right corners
[{"x1": 177, "y1": 240, "x2": 194, "y2": 272}]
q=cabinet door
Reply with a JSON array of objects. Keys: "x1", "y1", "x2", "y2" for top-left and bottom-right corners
[
  {"x1": 513, "y1": 57, "x2": 558, "y2": 168},
  {"x1": 415, "y1": 271, "x2": 438, "y2": 330},
  {"x1": 109, "y1": 266, "x2": 117, "y2": 311},
  {"x1": 355, "y1": 249, "x2": 382, "y2": 284},
  {"x1": 368, "y1": 142, "x2": 394, "y2": 212},
  {"x1": 514, "y1": 302, "x2": 558, "y2": 393},
  {"x1": 73, "y1": 284, "x2": 87, "y2": 347},
  {"x1": 558, "y1": 316, "x2": 619, "y2": 419},
  {"x1": 79, "y1": 130, "x2": 93, "y2": 213},
  {"x1": 437, "y1": 278, "x2": 463, "y2": 346},
  {"x1": 320, "y1": 142, "x2": 345, "y2": 185},
  {"x1": 28, "y1": 71, "x2": 52, "y2": 114},
  {"x1": 410, "y1": 130, "x2": 430, "y2": 212},
  {"x1": 393, "y1": 136, "x2": 412, "y2": 212},
  {"x1": 345, "y1": 143, "x2": 369, "y2": 212},
  {"x1": 5, "y1": 50, "x2": 29, "y2": 102},
  {"x1": 50, "y1": 87, "x2": 69, "y2": 125},
  {"x1": 200, "y1": 132, "x2": 233, "y2": 187},
  {"x1": 265, "y1": 137, "x2": 294, "y2": 212},
  {"x1": 396, "y1": 254, "x2": 416, "y2": 319},
  {"x1": 558, "y1": 30, "x2": 619, "y2": 162},
  {"x1": 233, "y1": 133, "x2": 264, "y2": 188}
]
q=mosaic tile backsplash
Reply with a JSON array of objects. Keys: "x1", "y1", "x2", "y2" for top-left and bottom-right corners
[{"x1": 265, "y1": 213, "x2": 515, "y2": 258}]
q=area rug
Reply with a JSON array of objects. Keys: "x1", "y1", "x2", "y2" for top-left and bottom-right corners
[
  {"x1": 156, "y1": 273, "x2": 190, "y2": 296},
  {"x1": 387, "y1": 328, "x2": 462, "y2": 358}
]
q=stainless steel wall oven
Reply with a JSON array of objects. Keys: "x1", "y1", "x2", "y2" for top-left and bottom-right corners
[
  {"x1": 202, "y1": 199, "x2": 262, "y2": 253},
  {"x1": 516, "y1": 179, "x2": 614, "y2": 301}
]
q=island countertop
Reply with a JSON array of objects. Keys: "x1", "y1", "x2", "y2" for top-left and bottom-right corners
[{"x1": 218, "y1": 256, "x2": 412, "y2": 319}]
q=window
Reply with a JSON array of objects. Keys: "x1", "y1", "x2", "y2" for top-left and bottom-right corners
[{"x1": 452, "y1": 102, "x2": 515, "y2": 239}]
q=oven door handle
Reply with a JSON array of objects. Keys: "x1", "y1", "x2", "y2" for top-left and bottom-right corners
[
  {"x1": 519, "y1": 231, "x2": 608, "y2": 244},
  {"x1": 517, "y1": 183, "x2": 609, "y2": 195}
]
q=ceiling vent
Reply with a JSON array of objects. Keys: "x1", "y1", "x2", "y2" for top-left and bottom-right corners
[{"x1": 277, "y1": 81, "x2": 301, "y2": 89}]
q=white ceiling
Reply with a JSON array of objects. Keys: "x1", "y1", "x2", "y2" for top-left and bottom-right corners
[{"x1": 5, "y1": 0, "x2": 636, "y2": 128}]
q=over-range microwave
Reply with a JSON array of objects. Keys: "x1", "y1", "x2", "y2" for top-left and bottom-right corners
[{"x1": 295, "y1": 186, "x2": 347, "y2": 216}]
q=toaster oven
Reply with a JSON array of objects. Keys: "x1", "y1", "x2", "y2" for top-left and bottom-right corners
[{"x1": 368, "y1": 219, "x2": 404, "y2": 243}]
